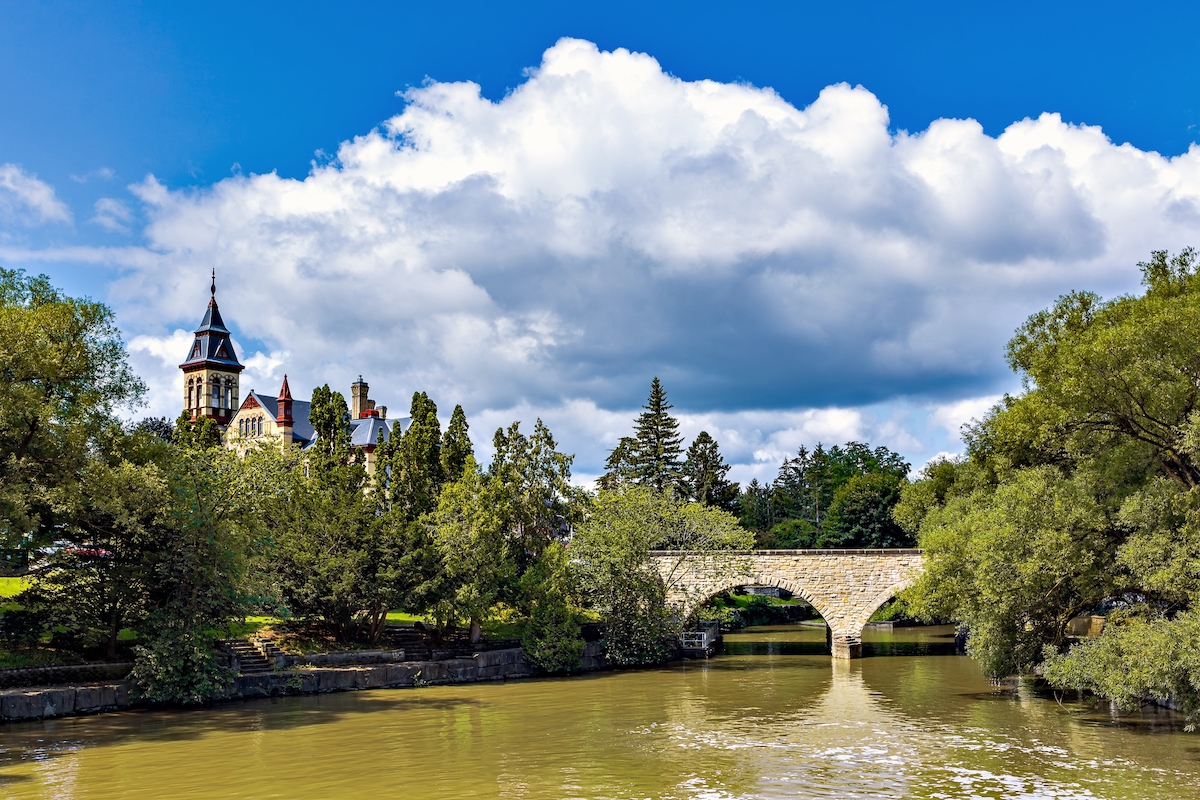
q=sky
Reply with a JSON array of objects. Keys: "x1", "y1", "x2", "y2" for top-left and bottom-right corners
[{"x1": 3, "y1": 1, "x2": 1200, "y2": 485}]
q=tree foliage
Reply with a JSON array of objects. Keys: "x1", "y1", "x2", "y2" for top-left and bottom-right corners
[
  {"x1": 899, "y1": 249, "x2": 1200, "y2": 722},
  {"x1": 683, "y1": 431, "x2": 739, "y2": 511}
]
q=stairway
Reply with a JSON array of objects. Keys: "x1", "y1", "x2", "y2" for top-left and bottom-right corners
[{"x1": 222, "y1": 638, "x2": 275, "y2": 676}]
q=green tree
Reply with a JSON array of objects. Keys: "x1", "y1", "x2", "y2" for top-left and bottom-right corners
[
  {"x1": 631, "y1": 377, "x2": 685, "y2": 492},
  {"x1": 898, "y1": 249, "x2": 1200, "y2": 722},
  {"x1": 519, "y1": 542, "x2": 586, "y2": 673},
  {"x1": 441, "y1": 404, "x2": 473, "y2": 481},
  {"x1": 683, "y1": 431, "x2": 739, "y2": 511},
  {"x1": 572, "y1": 487, "x2": 752, "y2": 665},
  {"x1": 821, "y1": 471, "x2": 912, "y2": 548},
  {"x1": 597, "y1": 436, "x2": 637, "y2": 491},
  {"x1": 385, "y1": 391, "x2": 444, "y2": 520},
  {"x1": 489, "y1": 419, "x2": 585, "y2": 575},
  {"x1": 263, "y1": 445, "x2": 396, "y2": 645},
  {"x1": 308, "y1": 385, "x2": 352, "y2": 461},
  {"x1": 431, "y1": 457, "x2": 512, "y2": 643},
  {"x1": 0, "y1": 268, "x2": 144, "y2": 558}
]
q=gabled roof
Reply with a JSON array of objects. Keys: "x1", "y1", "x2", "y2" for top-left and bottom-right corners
[
  {"x1": 239, "y1": 390, "x2": 314, "y2": 444},
  {"x1": 301, "y1": 414, "x2": 411, "y2": 451}
]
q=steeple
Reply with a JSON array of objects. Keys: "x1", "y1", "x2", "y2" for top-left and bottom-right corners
[
  {"x1": 180, "y1": 270, "x2": 244, "y2": 427},
  {"x1": 277, "y1": 374, "x2": 294, "y2": 425}
]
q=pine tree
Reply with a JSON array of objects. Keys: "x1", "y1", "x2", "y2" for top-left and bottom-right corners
[
  {"x1": 683, "y1": 431, "x2": 739, "y2": 511},
  {"x1": 440, "y1": 404, "x2": 473, "y2": 481},
  {"x1": 630, "y1": 377, "x2": 685, "y2": 492}
]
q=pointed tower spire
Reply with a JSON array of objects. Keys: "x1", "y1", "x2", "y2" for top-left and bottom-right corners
[
  {"x1": 277, "y1": 374, "x2": 294, "y2": 425},
  {"x1": 181, "y1": 271, "x2": 243, "y2": 428}
]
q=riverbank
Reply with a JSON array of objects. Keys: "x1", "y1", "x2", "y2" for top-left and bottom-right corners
[{"x1": 0, "y1": 641, "x2": 607, "y2": 724}]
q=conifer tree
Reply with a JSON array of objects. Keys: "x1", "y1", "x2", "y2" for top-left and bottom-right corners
[
  {"x1": 630, "y1": 377, "x2": 684, "y2": 493},
  {"x1": 389, "y1": 391, "x2": 444, "y2": 521},
  {"x1": 683, "y1": 431, "x2": 739, "y2": 511},
  {"x1": 597, "y1": 436, "x2": 637, "y2": 491},
  {"x1": 441, "y1": 404, "x2": 473, "y2": 481},
  {"x1": 308, "y1": 385, "x2": 352, "y2": 461}
]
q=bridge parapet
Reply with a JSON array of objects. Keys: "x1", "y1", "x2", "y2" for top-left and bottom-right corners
[{"x1": 650, "y1": 549, "x2": 924, "y2": 659}]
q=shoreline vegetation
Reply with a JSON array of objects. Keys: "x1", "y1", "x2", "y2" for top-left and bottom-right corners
[{"x1": 2, "y1": 252, "x2": 1199, "y2": 728}]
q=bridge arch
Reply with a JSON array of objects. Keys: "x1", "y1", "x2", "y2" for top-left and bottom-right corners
[{"x1": 651, "y1": 549, "x2": 924, "y2": 659}]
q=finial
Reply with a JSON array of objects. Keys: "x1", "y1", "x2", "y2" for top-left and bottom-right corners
[{"x1": 210, "y1": 267, "x2": 216, "y2": 297}]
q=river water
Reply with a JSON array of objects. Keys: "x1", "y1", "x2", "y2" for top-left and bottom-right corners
[{"x1": 0, "y1": 624, "x2": 1195, "y2": 799}]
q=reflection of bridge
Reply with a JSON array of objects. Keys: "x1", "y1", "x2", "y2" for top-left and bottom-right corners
[{"x1": 650, "y1": 549, "x2": 924, "y2": 659}]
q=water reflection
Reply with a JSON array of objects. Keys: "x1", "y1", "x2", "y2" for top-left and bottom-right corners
[{"x1": 0, "y1": 624, "x2": 1196, "y2": 799}]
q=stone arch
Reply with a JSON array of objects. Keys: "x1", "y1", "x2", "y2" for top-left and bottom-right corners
[{"x1": 679, "y1": 570, "x2": 836, "y2": 627}]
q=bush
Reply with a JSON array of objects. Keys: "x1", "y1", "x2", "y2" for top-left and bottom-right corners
[{"x1": 129, "y1": 625, "x2": 233, "y2": 705}]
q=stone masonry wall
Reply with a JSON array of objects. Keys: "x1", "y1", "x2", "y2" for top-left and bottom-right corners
[{"x1": 652, "y1": 549, "x2": 924, "y2": 658}]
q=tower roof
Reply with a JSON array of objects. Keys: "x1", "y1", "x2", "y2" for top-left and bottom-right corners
[{"x1": 180, "y1": 271, "x2": 244, "y2": 372}]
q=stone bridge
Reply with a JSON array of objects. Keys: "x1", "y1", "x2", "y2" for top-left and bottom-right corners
[{"x1": 650, "y1": 549, "x2": 924, "y2": 659}]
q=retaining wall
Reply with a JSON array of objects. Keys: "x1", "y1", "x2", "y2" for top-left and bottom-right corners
[{"x1": 1, "y1": 642, "x2": 607, "y2": 724}]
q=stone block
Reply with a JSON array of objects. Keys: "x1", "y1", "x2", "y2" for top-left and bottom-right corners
[{"x1": 2, "y1": 692, "x2": 32, "y2": 720}]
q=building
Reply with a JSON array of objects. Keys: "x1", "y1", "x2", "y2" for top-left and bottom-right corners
[{"x1": 180, "y1": 276, "x2": 407, "y2": 473}]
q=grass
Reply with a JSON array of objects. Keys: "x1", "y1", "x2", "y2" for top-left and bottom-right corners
[{"x1": 0, "y1": 577, "x2": 29, "y2": 599}]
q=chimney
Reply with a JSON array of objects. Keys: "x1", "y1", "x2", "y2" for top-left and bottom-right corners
[
  {"x1": 351, "y1": 376, "x2": 368, "y2": 418},
  {"x1": 377, "y1": 406, "x2": 387, "y2": 420}
]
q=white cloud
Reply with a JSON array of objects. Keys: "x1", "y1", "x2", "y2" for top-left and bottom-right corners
[
  {"x1": 12, "y1": 38, "x2": 1200, "y2": 474},
  {"x1": 70, "y1": 167, "x2": 116, "y2": 184},
  {"x1": 928, "y1": 394, "x2": 1004, "y2": 439},
  {"x1": 0, "y1": 164, "x2": 71, "y2": 226},
  {"x1": 91, "y1": 197, "x2": 133, "y2": 233}
]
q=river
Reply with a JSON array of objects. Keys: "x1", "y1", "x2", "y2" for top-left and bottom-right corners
[{"x1": 0, "y1": 624, "x2": 1195, "y2": 799}]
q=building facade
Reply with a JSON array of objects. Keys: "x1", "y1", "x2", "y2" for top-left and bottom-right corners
[{"x1": 181, "y1": 278, "x2": 406, "y2": 473}]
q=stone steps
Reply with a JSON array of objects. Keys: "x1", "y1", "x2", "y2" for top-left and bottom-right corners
[{"x1": 220, "y1": 639, "x2": 275, "y2": 676}]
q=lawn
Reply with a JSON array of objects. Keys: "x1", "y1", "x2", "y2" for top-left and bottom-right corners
[{"x1": 0, "y1": 576, "x2": 29, "y2": 599}]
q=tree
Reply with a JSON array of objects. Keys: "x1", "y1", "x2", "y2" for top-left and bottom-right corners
[
  {"x1": 129, "y1": 441, "x2": 264, "y2": 704},
  {"x1": 519, "y1": 542, "x2": 585, "y2": 673},
  {"x1": 431, "y1": 457, "x2": 512, "y2": 643},
  {"x1": 631, "y1": 377, "x2": 685, "y2": 492},
  {"x1": 572, "y1": 487, "x2": 752, "y2": 665},
  {"x1": 0, "y1": 268, "x2": 144, "y2": 557},
  {"x1": 821, "y1": 471, "x2": 912, "y2": 548},
  {"x1": 441, "y1": 404, "x2": 473, "y2": 481},
  {"x1": 262, "y1": 442, "x2": 397, "y2": 645},
  {"x1": 384, "y1": 391, "x2": 444, "y2": 520},
  {"x1": 597, "y1": 436, "x2": 637, "y2": 491},
  {"x1": 898, "y1": 249, "x2": 1200, "y2": 722},
  {"x1": 308, "y1": 385, "x2": 352, "y2": 460},
  {"x1": 683, "y1": 431, "x2": 739, "y2": 511},
  {"x1": 489, "y1": 419, "x2": 584, "y2": 575}
]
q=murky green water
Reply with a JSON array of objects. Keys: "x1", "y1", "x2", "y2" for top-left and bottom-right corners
[{"x1": 0, "y1": 624, "x2": 1195, "y2": 799}]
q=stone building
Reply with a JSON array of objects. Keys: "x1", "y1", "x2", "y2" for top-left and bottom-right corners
[{"x1": 180, "y1": 277, "x2": 406, "y2": 473}]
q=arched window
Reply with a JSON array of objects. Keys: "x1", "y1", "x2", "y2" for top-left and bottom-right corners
[
  {"x1": 224, "y1": 381, "x2": 232, "y2": 411},
  {"x1": 238, "y1": 419, "x2": 244, "y2": 436},
  {"x1": 187, "y1": 379, "x2": 194, "y2": 411},
  {"x1": 211, "y1": 381, "x2": 220, "y2": 409},
  {"x1": 257, "y1": 417, "x2": 263, "y2": 436}
]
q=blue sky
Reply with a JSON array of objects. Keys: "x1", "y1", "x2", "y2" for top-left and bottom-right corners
[{"x1": 3, "y1": 1, "x2": 1199, "y2": 482}]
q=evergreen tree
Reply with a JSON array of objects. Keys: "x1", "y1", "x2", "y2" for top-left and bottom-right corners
[
  {"x1": 308, "y1": 385, "x2": 352, "y2": 461},
  {"x1": 598, "y1": 436, "x2": 637, "y2": 491},
  {"x1": 630, "y1": 377, "x2": 684, "y2": 492},
  {"x1": 441, "y1": 404, "x2": 473, "y2": 481},
  {"x1": 682, "y1": 431, "x2": 739, "y2": 511},
  {"x1": 388, "y1": 391, "x2": 444, "y2": 521}
]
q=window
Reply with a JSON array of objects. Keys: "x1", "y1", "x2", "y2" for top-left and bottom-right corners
[
  {"x1": 187, "y1": 380, "x2": 193, "y2": 410},
  {"x1": 211, "y1": 381, "x2": 219, "y2": 409},
  {"x1": 224, "y1": 382, "x2": 232, "y2": 411},
  {"x1": 257, "y1": 417, "x2": 263, "y2": 435},
  {"x1": 238, "y1": 419, "x2": 244, "y2": 436}
]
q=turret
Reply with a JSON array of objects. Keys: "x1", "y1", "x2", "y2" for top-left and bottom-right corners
[
  {"x1": 179, "y1": 270, "x2": 243, "y2": 428},
  {"x1": 351, "y1": 376, "x2": 369, "y2": 418},
  {"x1": 276, "y1": 374, "x2": 294, "y2": 444}
]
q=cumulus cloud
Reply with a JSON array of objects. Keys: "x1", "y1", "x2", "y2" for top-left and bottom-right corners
[
  {"x1": 0, "y1": 164, "x2": 71, "y2": 226},
  {"x1": 21, "y1": 38, "x2": 1200, "y2": 474}
]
